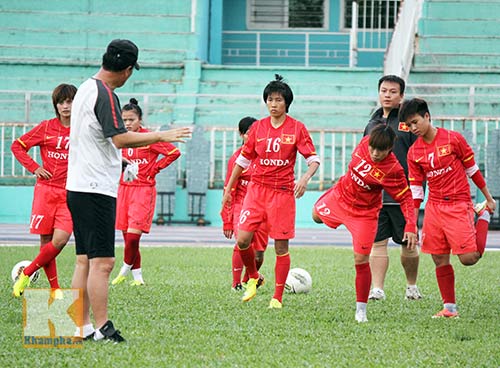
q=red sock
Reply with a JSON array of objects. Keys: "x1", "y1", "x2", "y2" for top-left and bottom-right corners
[
  {"x1": 44, "y1": 259, "x2": 60, "y2": 289},
  {"x1": 273, "y1": 253, "x2": 290, "y2": 303},
  {"x1": 124, "y1": 233, "x2": 141, "y2": 265},
  {"x1": 24, "y1": 242, "x2": 61, "y2": 277},
  {"x1": 355, "y1": 262, "x2": 371, "y2": 303},
  {"x1": 132, "y1": 250, "x2": 141, "y2": 270},
  {"x1": 476, "y1": 219, "x2": 489, "y2": 256},
  {"x1": 238, "y1": 246, "x2": 259, "y2": 279},
  {"x1": 232, "y1": 245, "x2": 244, "y2": 287},
  {"x1": 436, "y1": 264, "x2": 455, "y2": 304}
]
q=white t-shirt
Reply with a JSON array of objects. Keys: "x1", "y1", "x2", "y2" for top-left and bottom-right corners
[{"x1": 66, "y1": 77, "x2": 127, "y2": 197}]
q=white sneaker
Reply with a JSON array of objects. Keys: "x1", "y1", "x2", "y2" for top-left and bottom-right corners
[
  {"x1": 355, "y1": 309, "x2": 368, "y2": 323},
  {"x1": 405, "y1": 285, "x2": 423, "y2": 300},
  {"x1": 368, "y1": 288, "x2": 386, "y2": 301}
]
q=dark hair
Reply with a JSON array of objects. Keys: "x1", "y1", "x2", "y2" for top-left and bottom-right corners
[
  {"x1": 102, "y1": 39, "x2": 140, "y2": 72},
  {"x1": 398, "y1": 98, "x2": 430, "y2": 123},
  {"x1": 52, "y1": 83, "x2": 77, "y2": 118},
  {"x1": 378, "y1": 75, "x2": 405, "y2": 95},
  {"x1": 238, "y1": 116, "x2": 257, "y2": 135},
  {"x1": 263, "y1": 74, "x2": 294, "y2": 113},
  {"x1": 368, "y1": 124, "x2": 396, "y2": 151},
  {"x1": 122, "y1": 98, "x2": 143, "y2": 119}
]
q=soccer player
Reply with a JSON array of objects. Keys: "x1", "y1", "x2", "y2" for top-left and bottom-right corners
[
  {"x1": 400, "y1": 98, "x2": 496, "y2": 318},
  {"x1": 66, "y1": 39, "x2": 191, "y2": 342},
  {"x1": 11, "y1": 83, "x2": 77, "y2": 298},
  {"x1": 222, "y1": 75, "x2": 320, "y2": 309},
  {"x1": 220, "y1": 116, "x2": 268, "y2": 291},
  {"x1": 363, "y1": 75, "x2": 422, "y2": 301},
  {"x1": 112, "y1": 98, "x2": 181, "y2": 286},
  {"x1": 312, "y1": 124, "x2": 417, "y2": 323}
]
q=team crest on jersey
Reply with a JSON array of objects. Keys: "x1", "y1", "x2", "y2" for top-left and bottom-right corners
[
  {"x1": 281, "y1": 134, "x2": 295, "y2": 144},
  {"x1": 370, "y1": 167, "x2": 385, "y2": 182},
  {"x1": 438, "y1": 144, "x2": 451, "y2": 156},
  {"x1": 398, "y1": 122, "x2": 410, "y2": 132}
]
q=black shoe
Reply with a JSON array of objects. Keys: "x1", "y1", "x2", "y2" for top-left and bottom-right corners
[{"x1": 99, "y1": 320, "x2": 125, "y2": 343}]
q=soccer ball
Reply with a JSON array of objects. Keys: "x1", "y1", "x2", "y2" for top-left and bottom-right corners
[
  {"x1": 11, "y1": 260, "x2": 40, "y2": 284},
  {"x1": 285, "y1": 268, "x2": 312, "y2": 294}
]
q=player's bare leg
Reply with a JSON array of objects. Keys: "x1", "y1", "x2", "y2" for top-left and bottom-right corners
[
  {"x1": 88, "y1": 257, "x2": 115, "y2": 328},
  {"x1": 369, "y1": 239, "x2": 388, "y2": 300},
  {"x1": 401, "y1": 245, "x2": 422, "y2": 299},
  {"x1": 72, "y1": 254, "x2": 95, "y2": 338}
]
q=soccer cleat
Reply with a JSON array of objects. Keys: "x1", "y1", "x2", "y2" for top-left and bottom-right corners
[
  {"x1": 13, "y1": 272, "x2": 31, "y2": 297},
  {"x1": 130, "y1": 280, "x2": 144, "y2": 286},
  {"x1": 257, "y1": 273, "x2": 265, "y2": 288},
  {"x1": 368, "y1": 288, "x2": 386, "y2": 301},
  {"x1": 355, "y1": 309, "x2": 368, "y2": 323},
  {"x1": 232, "y1": 283, "x2": 243, "y2": 292},
  {"x1": 405, "y1": 285, "x2": 423, "y2": 300},
  {"x1": 268, "y1": 298, "x2": 282, "y2": 309},
  {"x1": 94, "y1": 320, "x2": 125, "y2": 343},
  {"x1": 474, "y1": 200, "x2": 494, "y2": 216},
  {"x1": 432, "y1": 308, "x2": 459, "y2": 319},
  {"x1": 111, "y1": 275, "x2": 126, "y2": 285},
  {"x1": 242, "y1": 278, "x2": 258, "y2": 302}
]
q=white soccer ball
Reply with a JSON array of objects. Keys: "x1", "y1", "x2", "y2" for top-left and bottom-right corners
[
  {"x1": 285, "y1": 268, "x2": 312, "y2": 294},
  {"x1": 11, "y1": 260, "x2": 40, "y2": 284}
]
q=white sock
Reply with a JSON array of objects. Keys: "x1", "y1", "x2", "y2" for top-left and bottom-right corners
[
  {"x1": 94, "y1": 326, "x2": 105, "y2": 341},
  {"x1": 75, "y1": 323, "x2": 95, "y2": 337},
  {"x1": 132, "y1": 268, "x2": 143, "y2": 282},
  {"x1": 479, "y1": 211, "x2": 491, "y2": 222},
  {"x1": 444, "y1": 303, "x2": 457, "y2": 313},
  {"x1": 119, "y1": 263, "x2": 133, "y2": 277},
  {"x1": 356, "y1": 302, "x2": 367, "y2": 312}
]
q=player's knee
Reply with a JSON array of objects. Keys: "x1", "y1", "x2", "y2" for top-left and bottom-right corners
[
  {"x1": 401, "y1": 245, "x2": 419, "y2": 258},
  {"x1": 312, "y1": 209, "x2": 323, "y2": 223},
  {"x1": 458, "y1": 252, "x2": 480, "y2": 266},
  {"x1": 371, "y1": 240, "x2": 388, "y2": 257}
]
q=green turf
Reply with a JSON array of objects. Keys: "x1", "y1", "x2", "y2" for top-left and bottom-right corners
[{"x1": 1, "y1": 245, "x2": 499, "y2": 367}]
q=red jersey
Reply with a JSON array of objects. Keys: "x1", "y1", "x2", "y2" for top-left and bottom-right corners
[
  {"x1": 237, "y1": 115, "x2": 319, "y2": 192},
  {"x1": 408, "y1": 127, "x2": 475, "y2": 204},
  {"x1": 221, "y1": 147, "x2": 252, "y2": 230},
  {"x1": 11, "y1": 117, "x2": 70, "y2": 189},
  {"x1": 333, "y1": 136, "x2": 416, "y2": 231},
  {"x1": 120, "y1": 127, "x2": 180, "y2": 187}
]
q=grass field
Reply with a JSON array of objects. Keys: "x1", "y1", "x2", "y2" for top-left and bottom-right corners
[{"x1": 1, "y1": 245, "x2": 499, "y2": 367}]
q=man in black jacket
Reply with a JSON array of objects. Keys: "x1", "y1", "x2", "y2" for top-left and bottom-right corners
[{"x1": 363, "y1": 75, "x2": 422, "y2": 301}]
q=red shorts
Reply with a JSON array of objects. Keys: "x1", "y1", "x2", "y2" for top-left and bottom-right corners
[
  {"x1": 30, "y1": 183, "x2": 72, "y2": 235},
  {"x1": 314, "y1": 187, "x2": 378, "y2": 255},
  {"x1": 421, "y1": 201, "x2": 477, "y2": 255},
  {"x1": 233, "y1": 202, "x2": 268, "y2": 252},
  {"x1": 239, "y1": 182, "x2": 295, "y2": 240},
  {"x1": 116, "y1": 185, "x2": 156, "y2": 233}
]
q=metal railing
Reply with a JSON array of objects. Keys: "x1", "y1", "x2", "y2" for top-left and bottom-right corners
[
  {"x1": 2, "y1": 118, "x2": 499, "y2": 189},
  {"x1": 3, "y1": 85, "x2": 499, "y2": 125}
]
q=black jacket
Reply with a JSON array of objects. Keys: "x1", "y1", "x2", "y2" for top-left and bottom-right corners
[{"x1": 364, "y1": 107, "x2": 417, "y2": 204}]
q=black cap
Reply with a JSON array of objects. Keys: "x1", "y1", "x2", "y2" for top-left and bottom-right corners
[{"x1": 105, "y1": 39, "x2": 140, "y2": 70}]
